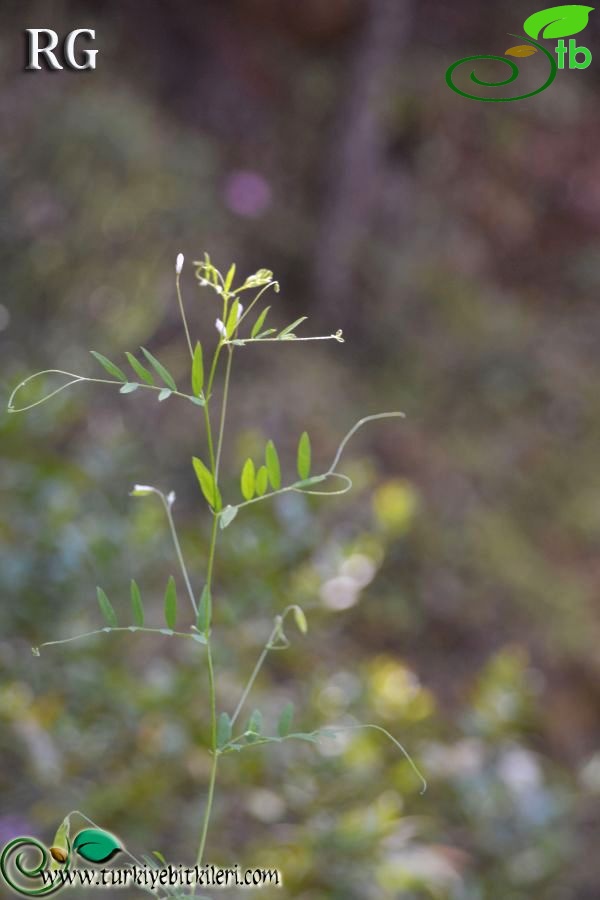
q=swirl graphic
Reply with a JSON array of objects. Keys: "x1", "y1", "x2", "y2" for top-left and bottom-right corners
[
  {"x1": 0, "y1": 838, "x2": 68, "y2": 896},
  {"x1": 446, "y1": 35, "x2": 557, "y2": 101}
]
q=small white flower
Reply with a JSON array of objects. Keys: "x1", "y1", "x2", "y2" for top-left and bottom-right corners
[
  {"x1": 216, "y1": 304, "x2": 242, "y2": 339},
  {"x1": 199, "y1": 278, "x2": 209, "y2": 287},
  {"x1": 167, "y1": 491, "x2": 176, "y2": 507},
  {"x1": 131, "y1": 484, "x2": 156, "y2": 496},
  {"x1": 215, "y1": 285, "x2": 223, "y2": 295},
  {"x1": 175, "y1": 253, "x2": 184, "y2": 275}
]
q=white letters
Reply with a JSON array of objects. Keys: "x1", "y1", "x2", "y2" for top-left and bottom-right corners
[
  {"x1": 25, "y1": 28, "x2": 98, "y2": 71},
  {"x1": 25, "y1": 29, "x2": 62, "y2": 71},
  {"x1": 64, "y1": 29, "x2": 97, "y2": 70}
]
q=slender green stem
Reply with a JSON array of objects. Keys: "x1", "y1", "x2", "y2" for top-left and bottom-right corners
[
  {"x1": 230, "y1": 628, "x2": 276, "y2": 728},
  {"x1": 34, "y1": 626, "x2": 207, "y2": 652},
  {"x1": 206, "y1": 292, "x2": 229, "y2": 399},
  {"x1": 231, "y1": 607, "x2": 298, "y2": 727},
  {"x1": 234, "y1": 280, "x2": 279, "y2": 328},
  {"x1": 161, "y1": 495, "x2": 198, "y2": 616},
  {"x1": 206, "y1": 343, "x2": 223, "y2": 399},
  {"x1": 176, "y1": 272, "x2": 194, "y2": 360},
  {"x1": 7, "y1": 370, "x2": 205, "y2": 414},
  {"x1": 215, "y1": 348, "x2": 233, "y2": 480},
  {"x1": 224, "y1": 332, "x2": 344, "y2": 346},
  {"x1": 196, "y1": 637, "x2": 218, "y2": 869},
  {"x1": 194, "y1": 334, "x2": 235, "y2": 876}
]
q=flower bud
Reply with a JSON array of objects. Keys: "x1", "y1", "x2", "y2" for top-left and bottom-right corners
[{"x1": 175, "y1": 253, "x2": 184, "y2": 275}]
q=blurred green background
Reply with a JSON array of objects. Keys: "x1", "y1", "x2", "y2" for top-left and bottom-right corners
[{"x1": 1, "y1": 1, "x2": 600, "y2": 898}]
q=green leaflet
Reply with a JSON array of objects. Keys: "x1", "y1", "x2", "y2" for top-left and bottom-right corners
[
  {"x1": 164, "y1": 576, "x2": 177, "y2": 630},
  {"x1": 141, "y1": 347, "x2": 177, "y2": 391},
  {"x1": 191, "y1": 342, "x2": 204, "y2": 396},
  {"x1": 247, "y1": 709, "x2": 263, "y2": 735},
  {"x1": 255, "y1": 465, "x2": 268, "y2": 497},
  {"x1": 125, "y1": 352, "x2": 154, "y2": 385},
  {"x1": 297, "y1": 431, "x2": 311, "y2": 480},
  {"x1": 97, "y1": 587, "x2": 117, "y2": 627},
  {"x1": 225, "y1": 300, "x2": 241, "y2": 338},
  {"x1": 277, "y1": 702, "x2": 294, "y2": 738},
  {"x1": 224, "y1": 263, "x2": 236, "y2": 293},
  {"x1": 90, "y1": 351, "x2": 127, "y2": 383},
  {"x1": 241, "y1": 458, "x2": 256, "y2": 501},
  {"x1": 130, "y1": 580, "x2": 144, "y2": 627},
  {"x1": 278, "y1": 317, "x2": 307, "y2": 339},
  {"x1": 251, "y1": 306, "x2": 270, "y2": 338},
  {"x1": 192, "y1": 457, "x2": 222, "y2": 510},
  {"x1": 265, "y1": 440, "x2": 281, "y2": 489},
  {"x1": 217, "y1": 712, "x2": 232, "y2": 749}
]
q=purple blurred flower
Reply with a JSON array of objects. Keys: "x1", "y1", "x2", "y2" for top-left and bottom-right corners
[
  {"x1": 224, "y1": 171, "x2": 272, "y2": 218},
  {"x1": 0, "y1": 815, "x2": 33, "y2": 844}
]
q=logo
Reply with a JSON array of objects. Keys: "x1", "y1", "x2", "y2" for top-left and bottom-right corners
[
  {"x1": 0, "y1": 823, "x2": 121, "y2": 896},
  {"x1": 25, "y1": 29, "x2": 98, "y2": 71},
  {"x1": 446, "y1": 4, "x2": 594, "y2": 101}
]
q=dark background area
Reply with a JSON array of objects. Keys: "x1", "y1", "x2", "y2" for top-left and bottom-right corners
[{"x1": 1, "y1": 1, "x2": 600, "y2": 898}]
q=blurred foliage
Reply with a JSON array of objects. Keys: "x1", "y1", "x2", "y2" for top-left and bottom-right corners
[{"x1": 2, "y1": 1, "x2": 600, "y2": 898}]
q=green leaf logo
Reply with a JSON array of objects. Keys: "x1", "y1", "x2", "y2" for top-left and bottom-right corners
[
  {"x1": 72, "y1": 828, "x2": 122, "y2": 864},
  {"x1": 524, "y1": 4, "x2": 594, "y2": 39}
]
